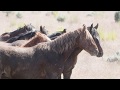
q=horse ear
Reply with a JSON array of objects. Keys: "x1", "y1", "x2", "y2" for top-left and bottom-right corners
[
  {"x1": 40, "y1": 26, "x2": 42, "y2": 31},
  {"x1": 94, "y1": 23, "x2": 98, "y2": 29},
  {"x1": 89, "y1": 23, "x2": 93, "y2": 32},
  {"x1": 43, "y1": 26, "x2": 45, "y2": 29},
  {"x1": 63, "y1": 29, "x2": 66, "y2": 33},
  {"x1": 91, "y1": 23, "x2": 93, "y2": 28},
  {"x1": 83, "y1": 24, "x2": 86, "y2": 30}
]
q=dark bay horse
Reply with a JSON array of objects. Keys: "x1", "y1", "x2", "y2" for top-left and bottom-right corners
[
  {"x1": 6, "y1": 25, "x2": 47, "y2": 43},
  {"x1": 40, "y1": 25, "x2": 66, "y2": 40},
  {"x1": 61, "y1": 23, "x2": 103, "y2": 79},
  {"x1": 0, "y1": 24, "x2": 36, "y2": 41},
  {"x1": 0, "y1": 25, "x2": 99, "y2": 79},
  {"x1": 48, "y1": 29, "x2": 66, "y2": 40},
  {"x1": 40, "y1": 26, "x2": 48, "y2": 35},
  {"x1": 6, "y1": 25, "x2": 65, "y2": 43},
  {"x1": 6, "y1": 31, "x2": 37, "y2": 43}
]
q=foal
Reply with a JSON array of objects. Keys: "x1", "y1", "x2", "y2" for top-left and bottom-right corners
[{"x1": 0, "y1": 25, "x2": 98, "y2": 79}]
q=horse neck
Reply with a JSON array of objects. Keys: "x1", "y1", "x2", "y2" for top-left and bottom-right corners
[
  {"x1": 10, "y1": 28, "x2": 26, "y2": 37},
  {"x1": 36, "y1": 32, "x2": 51, "y2": 41},
  {"x1": 70, "y1": 47, "x2": 83, "y2": 57},
  {"x1": 50, "y1": 30, "x2": 81, "y2": 54},
  {"x1": 22, "y1": 35, "x2": 39, "y2": 47},
  {"x1": 19, "y1": 32, "x2": 35, "y2": 40}
]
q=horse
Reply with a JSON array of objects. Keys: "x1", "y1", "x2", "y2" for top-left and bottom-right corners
[
  {"x1": 20, "y1": 29, "x2": 67, "y2": 47},
  {"x1": 6, "y1": 31, "x2": 37, "y2": 43},
  {"x1": 40, "y1": 25, "x2": 66, "y2": 39},
  {"x1": 6, "y1": 25, "x2": 48, "y2": 43},
  {"x1": 0, "y1": 24, "x2": 36, "y2": 41},
  {"x1": 1, "y1": 31, "x2": 51, "y2": 47},
  {"x1": 6, "y1": 28, "x2": 66, "y2": 47},
  {"x1": 10, "y1": 40, "x2": 28, "y2": 47},
  {"x1": 40, "y1": 26, "x2": 48, "y2": 35},
  {"x1": 0, "y1": 25, "x2": 99, "y2": 79},
  {"x1": 21, "y1": 32, "x2": 51, "y2": 47},
  {"x1": 6, "y1": 27, "x2": 66, "y2": 43},
  {"x1": 60, "y1": 23, "x2": 103, "y2": 79},
  {"x1": 48, "y1": 29, "x2": 66, "y2": 40}
]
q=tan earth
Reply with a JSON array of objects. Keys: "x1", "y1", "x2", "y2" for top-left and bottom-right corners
[{"x1": 0, "y1": 11, "x2": 120, "y2": 79}]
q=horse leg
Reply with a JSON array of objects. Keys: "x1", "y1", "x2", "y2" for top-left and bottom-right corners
[
  {"x1": 63, "y1": 70, "x2": 72, "y2": 79},
  {"x1": 57, "y1": 75, "x2": 61, "y2": 79}
]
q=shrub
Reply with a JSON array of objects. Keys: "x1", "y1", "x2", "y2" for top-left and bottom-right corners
[
  {"x1": 16, "y1": 12, "x2": 22, "y2": 19},
  {"x1": 114, "y1": 11, "x2": 120, "y2": 22},
  {"x1": 98, "y1": 30, "x2": 117, "y2": 41},
  {"x1": 57, "y1": 16, "x2": 65, "y2": 22},
  {"x1": 2, "y1": 11, "x2": 13, "y2": 17}
]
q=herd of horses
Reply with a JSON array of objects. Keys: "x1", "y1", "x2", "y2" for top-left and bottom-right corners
[{"x1": 0, "y1": 23, "x2": 103, "y2": 79}]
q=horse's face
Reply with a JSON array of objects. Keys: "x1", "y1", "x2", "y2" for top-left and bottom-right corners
[
  {"x1": 87, "y1": 24, "x2": 103, "y2": 57},
  {"x1": 40, "y1": 26, "x2": 48, "y2": 35},
  {"x1": 78, "y1": 25, "x2": 99, "y2": 56}
]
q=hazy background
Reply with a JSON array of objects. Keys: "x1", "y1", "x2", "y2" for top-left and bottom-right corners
[{"x1": 0, "y1": 11, "x2": 120, "y2": 79}]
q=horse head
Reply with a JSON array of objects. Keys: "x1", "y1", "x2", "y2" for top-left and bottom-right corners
[
  {"x1": 78, "y1": 24, "x2": 99, "y2": 56},
  {"x1": 40, "y1": 26, "x2": 48, "y2": 35},
  {"x1": 87, "y1": 23, "x2": 103, "y2": 57}
]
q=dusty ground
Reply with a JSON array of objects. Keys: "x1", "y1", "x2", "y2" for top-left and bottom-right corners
[{"x1": 0, "y1": 11, "x2": 120, "y2": 79}]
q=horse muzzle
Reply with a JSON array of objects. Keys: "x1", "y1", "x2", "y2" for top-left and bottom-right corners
[{"x1": 97, "y1": 52, "x2": 103, "y2": 57}]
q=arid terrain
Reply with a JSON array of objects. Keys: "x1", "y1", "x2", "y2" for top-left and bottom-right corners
[{"x1": 0, "y1": 11, "x2": 120, "y2": 79}]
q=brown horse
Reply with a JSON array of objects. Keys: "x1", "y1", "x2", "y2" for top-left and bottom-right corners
[
  {"x1": 61, "y1": 23, "x2": 103, "y2": 79},
  {"x1": 21, "y1": 32, "x2": 51, "y2": 47},
  {"x1": 0, "y1": 25, "x2": 98, "y2": 79}
]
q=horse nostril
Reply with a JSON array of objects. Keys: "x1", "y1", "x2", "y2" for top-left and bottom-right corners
[{"x1": 97, "y1": 52, "x2": 103, "y2": 57}]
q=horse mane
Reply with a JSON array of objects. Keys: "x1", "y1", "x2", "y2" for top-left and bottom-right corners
[
  {"x1": 10, "y1": 24, "x2": 36, "y2": 37},
  {"x1": 49, "y1": 29, "x2": 81, "y2": 54},
  {"x1": 35, "y1": 25, "x2": 91, "y2": 54},
  {"x1": 21, "y1": 32, "x2": 51, "y2": 47}
]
